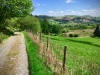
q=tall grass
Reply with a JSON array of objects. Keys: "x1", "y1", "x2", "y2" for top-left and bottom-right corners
[{"x1": 24, "y1": 32, "x2": 53, "y2": 75}]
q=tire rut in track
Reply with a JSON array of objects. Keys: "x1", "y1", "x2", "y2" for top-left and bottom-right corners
[{"x1": 0, "y1": 35, "x2": 21, "y2": 75}]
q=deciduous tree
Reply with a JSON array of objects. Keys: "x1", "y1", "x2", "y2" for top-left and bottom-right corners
[
  {"x1": 0, "y1": 0, "x2": 33, "y2": 24},
  {"x1": 93, "y1": 25, "x2": 100, "y2": 37}
]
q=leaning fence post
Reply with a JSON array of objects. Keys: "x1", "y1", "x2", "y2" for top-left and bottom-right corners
[{"x1": 62, "y1": 45, "x2": 67, "y2": 74}]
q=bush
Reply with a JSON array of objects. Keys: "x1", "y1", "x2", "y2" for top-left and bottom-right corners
[
  {"x1": 0, "y1": 38, "x2": 2, "y2": 43},
  {"x1": 74, "y1": 34, "x2": 78, "y2": 37},
  {"x1": 69, "y1": 34, "x2": 73, "y2": 37},
  {"x1": 61, "y1": 29, "x2": 68, "y2": 33}
]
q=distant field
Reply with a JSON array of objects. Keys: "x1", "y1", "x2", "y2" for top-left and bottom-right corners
[
  {"x1": 62, "y1": 29, "x2": 94, "y2": 37},
  {"x1": 43, "y1": 35, "x2": 100, "y2": 75}
]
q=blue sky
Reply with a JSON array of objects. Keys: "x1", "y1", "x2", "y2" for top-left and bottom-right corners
[{"x1": 32, "y1": 0, "x2": 100, "y2": 17}]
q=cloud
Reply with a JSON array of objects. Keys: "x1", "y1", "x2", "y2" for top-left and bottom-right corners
[
  {"x1": 71, "y1": 11, "x2": 74, "y2": 13},
  {"x1": 66, "y1": 0, "x2": 76, "y2": 3},
  {"x1": 48, "y1": 11, "x2": 54, "y2": 15},
  {"x1": 60, "y1": 11, "x2": 64, "y2": 13},
  {"x1": 48, "y1": 11, "x2": 54, "y2": 13},
  {"x1": 37, "y1": 4, "x2": 40, "y2": 6},
  {"x1": 80, "y1": 8, "x2": 100, "y2": 16},
  {"x1": 48, "y1": 8, "x2": 100, "y2": 17},
  {"x1": 37, "y1": 4, "x2": 45, "y2": 6},
  {"x1": 82, "y1": 8, "x2": 100, "y2": 14}
]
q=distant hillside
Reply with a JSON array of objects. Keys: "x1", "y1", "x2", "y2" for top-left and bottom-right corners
[{"x1": 36, "y1": 15, "x2": 100, "y2": 25}]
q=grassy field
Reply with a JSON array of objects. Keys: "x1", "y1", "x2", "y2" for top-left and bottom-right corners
[
  {"x1": 24, "y1": 32, "x2": 53, "y2": 75},
  {"x1": 42, "y1": 35, "x2": 100, "y2": 75},
  {"x1": 62, "y1": 29, "x2": 94, "y2": 37}
]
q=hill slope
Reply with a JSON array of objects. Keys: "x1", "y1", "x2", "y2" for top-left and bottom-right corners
[{"x1": 36, "y1": 15, "x2": 100, "y2": 25}]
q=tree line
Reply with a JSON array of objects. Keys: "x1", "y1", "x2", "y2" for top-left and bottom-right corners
[
  {"x1": 38, "y1": 16, "x2": 61, "y2": 35},
  {"x1": 0, "y1": 0, "x2": 61, "y2": 36},
  {"x1": 0, "y1": 0, "x2": 41, "y2": 35},
  {"x1": 0, "y1": 0, "x2": 99, "y2": 38}
]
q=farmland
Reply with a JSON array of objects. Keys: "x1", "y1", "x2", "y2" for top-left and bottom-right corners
[{"x1": 41, "y1": 35, "x2": 100, "y2": 75}]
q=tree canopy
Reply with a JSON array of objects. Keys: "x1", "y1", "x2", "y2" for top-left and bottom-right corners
[
  {"x1": 19, "y1": 16, "x2": 41, "y2": 34},
  {"x1": 93, "y1": 25, "x2": 100, "y2": 37},
  {"x1": 0, "y1": 0, "x2": 33, "y2": 24}
]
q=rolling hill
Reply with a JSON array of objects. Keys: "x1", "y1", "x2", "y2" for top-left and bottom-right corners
[{"x1": 36, "y1": 15, "x2": 100, "y2": 25}]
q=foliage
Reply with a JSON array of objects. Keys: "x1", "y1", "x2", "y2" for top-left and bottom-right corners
[
  {"x1": 69, "y1": 34, "x2": 73, "y2": 37},
  {"x1": 52, "y1": 25, "x2": 61, "y2": 35},
  {"x1": 61, "y1": 28, "x2": 68, "y2": 33},
  {"x1": 0, "y1": 32, "x2": 9, "y2": 43},
  {"x1": 74, "y1": 34, "x2": 79, "y2": 37},
  {"x1": 24, "y1": 32, "x2": 53, "y2": 75},
  {"x1": 39, "y1": 16, "x2": 61, "y2": 35},
  {"x1": 40, "y1": 16, "x2": 49, "y2": 34},
  {"x1": 19, "y1": 16, "x2": 41, "y2": 34},
  {"x1": 4, "y1": 17, "x2": 20, "y2": 30},
  {"x1": 0, "y1": 0, "x2": 33, "y2": 24},
  {"x1": 93, "y1": 25, "x2": 100, "y2": 37}
]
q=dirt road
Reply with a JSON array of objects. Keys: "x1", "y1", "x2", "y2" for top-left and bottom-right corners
[{"x1": 0, "y1": 32, "x2": 29, "y2": 75}]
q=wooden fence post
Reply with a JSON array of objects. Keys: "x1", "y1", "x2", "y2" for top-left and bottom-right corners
[
  {"x1": 62, "y1": 45, "x2": 67, "y2": 74},
  {"x1": 40, "y1": 32, "x2": 42, "y2": 43},
  {"x1": 46, "y1": 37, "x2": 49, "y2": 51}
]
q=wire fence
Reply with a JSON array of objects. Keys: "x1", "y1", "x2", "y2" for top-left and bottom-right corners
[{"x1": 27, "y1": 32, "x2": 100, "y2": 75}]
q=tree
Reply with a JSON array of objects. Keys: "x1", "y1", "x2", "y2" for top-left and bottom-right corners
[
  {"x1": 0, "y1": 0, "x2": 33, "y2": 24},
  {"x1": 52, "y1": 25, "x2": 61, "y2": 35},
  {"x1": 41, "y1": 16, "x2": 49, "y2": 34},
  {"x1": 74, "y1": 34, "x2": 78, "y2": 37},
  {"x1": 19, "y1": 16, "x2": 41, "y2": 34},
  {"x1": 93, "y1": 25, "x2": 100, "y2": 37},
  {"x1": 69, "y1": 34, "x2": 73, "y2": 37}
]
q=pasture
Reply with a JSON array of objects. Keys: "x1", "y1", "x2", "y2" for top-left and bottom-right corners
[{"x1": 42, "y1": 35, "x2": 100, "y2": 75}]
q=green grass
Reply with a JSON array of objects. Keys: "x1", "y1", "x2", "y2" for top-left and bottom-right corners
[
  {"x1": 0, "y1": 32, "x2": 9, "y2": 43},
  {"x1": 42, "y1": 35, "x2": 100, "y2": 75},
  {"x1": 24, "y1": 32, "x2": 53, "y2": 75}
]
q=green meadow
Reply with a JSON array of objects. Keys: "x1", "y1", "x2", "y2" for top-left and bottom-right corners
[{"x1": 43, "y1": 35, "x2": 100, "y2": 75}]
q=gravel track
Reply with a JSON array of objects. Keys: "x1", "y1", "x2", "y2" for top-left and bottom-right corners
[
  {"x1": 0, "y1": 36, "x2": 16, "y2": 67},
  {"x1": 0, "y1": 32, "x2": 29, "y2": 75}
]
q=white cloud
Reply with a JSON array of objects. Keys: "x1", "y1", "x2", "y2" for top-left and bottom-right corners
[
  {"x1": 37, "y1": 4, "x2": 45, "y2": 6},
  {"x1": 60, "y1": 11, "x2": 64, "y2": 13},
  {"x1": 80, "y1": 8, "x2": 100, "y2": 16},
  {"x1": 66, "y1": 0, "x2": 76, "y2": 3},
  {"x1": 48, "y1": 8, "x2": 100, "y2": 17},
  {"x1": 37, "y1": 4, "x2": 41, "y2": 6},
  {"x1": 71, "y1": 11, "x2": 74, "y2": 13},
  {"x1": 48, "y1": 11, "x2": 54, "y2": 15},
  {"x1": 48, "y1": 11, "x2": 54, "y2": 13},
  {"x1": 82, "y1": 8, "x2": 100, "y2": 14}
]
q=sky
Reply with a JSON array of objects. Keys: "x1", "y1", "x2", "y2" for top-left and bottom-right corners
[{"x1": 32, "y1": 0, "x2": 100, "y2": 17}]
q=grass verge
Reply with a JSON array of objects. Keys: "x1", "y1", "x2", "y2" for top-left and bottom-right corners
[
  {"x1": 24, "y1": 32, "x2": 53, "y2": 75},
  {"x1": 0, "y1": 32, "x2": 9, "y2": 43}
]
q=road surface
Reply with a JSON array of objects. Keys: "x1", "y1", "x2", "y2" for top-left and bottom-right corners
[{"x1": 0, "y1": 32, "x2": 29, "y2": 75}]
